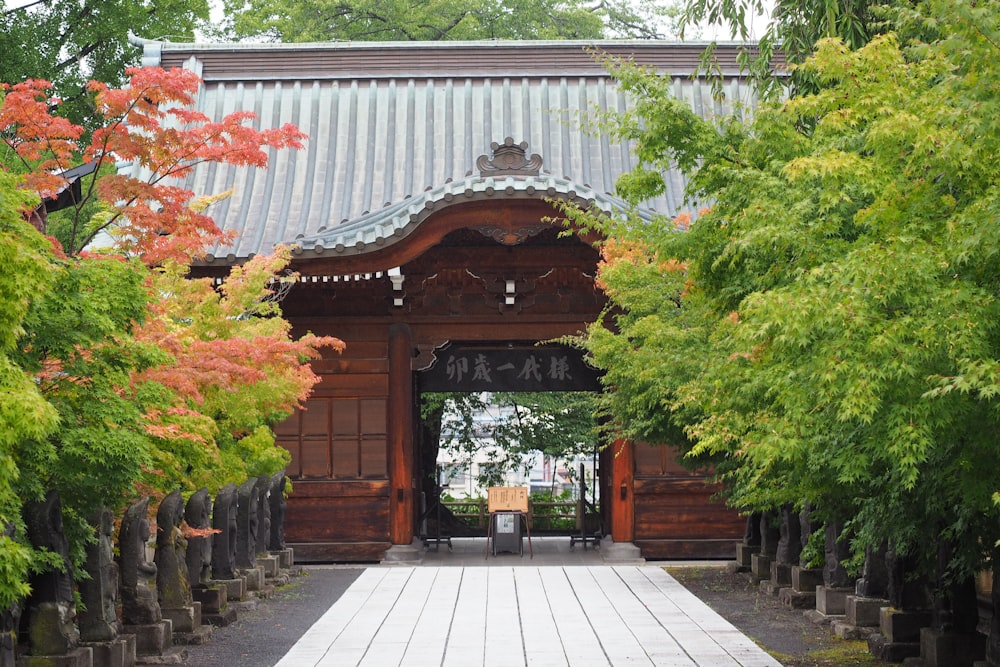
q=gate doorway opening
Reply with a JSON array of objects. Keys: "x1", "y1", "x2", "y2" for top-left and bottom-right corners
[
  {"x1": 418, "y1": 392, "x2": 603, "y2": 545},
  {"x1": 414, "y1": 342, "x2": 606, "y2": 552}
]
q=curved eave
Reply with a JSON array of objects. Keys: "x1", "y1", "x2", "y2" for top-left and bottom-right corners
[{"x1": 197, "y1": 173, "x2": 646, "y2": 265}]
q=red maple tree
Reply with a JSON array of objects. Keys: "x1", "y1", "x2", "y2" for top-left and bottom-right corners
[
  {"x1": 2, "y1": 66, "x2": 306, "y2": 263},
  {"x1": 2, "y1": 66, "x2": 338, "y2": 495}
]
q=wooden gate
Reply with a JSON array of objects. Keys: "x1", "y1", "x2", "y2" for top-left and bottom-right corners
[{"x1": 162, "y1": 39, "x2": 760, "y2": 562}]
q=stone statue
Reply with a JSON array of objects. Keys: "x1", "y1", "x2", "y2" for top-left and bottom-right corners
[
  {"x1": 931, "y1": 538, "x2": 978, "y2": 634},
  {"x1": 742, "y1": 512, "x2": 762, "y2": 548},
  {"x1": 268, "y1": 471, "x2": 287, "y2": 551},
  {"x1": 823, "y1": 522, "x2": 852, "y2": 588},
  {"x1": 211, "y1": 484, "x2": 238, "y2": 580},
  {"x1": 155, "y1": 490, "x2": 192, "y2": 611},
  {"x1": 758, "y1": 512, "x2": 780, "y2": 558},
  {"x1": 78, "y1": 508, "x2": 121, "y2": 642},
  {"x1": 184, "y1": 488, "x2": 212, "y2": 587},
  {"x1": 1, "y1": 523, "x2": 21, "y2": 667},
  {"x1": 798, "y1": 504, "x2": 819, "y2": 568},
  {"x1": 775, "y1": 505, "x2": 802, "y2": 565},
  {"x1": 235, "y1": 478, "x2": 260, "y2": 569},
  {"x1": 23, "y1": 490, "x2": 79, "y2": 654},
  {"x1": 119, "y1": 497, "x2": 161, "y2": 625},
  {"x1": 254, "y1": 474, "x2": 271, "y2": 557},
  {"x1": 856, "y1": 542, "x2": 889, "y2": 598},
  {"x1": 988, "y1": 564, "x2": 1000, "y2": 665}
]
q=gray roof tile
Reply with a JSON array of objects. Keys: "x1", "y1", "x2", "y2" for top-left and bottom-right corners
[{"x1": 127, "y1": 40, "x2": 765, "y2": 265}]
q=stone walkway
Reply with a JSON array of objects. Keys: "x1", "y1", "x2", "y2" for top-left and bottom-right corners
[{"x1": 274, "y1": 564, "x2": 781, "y2": 667}]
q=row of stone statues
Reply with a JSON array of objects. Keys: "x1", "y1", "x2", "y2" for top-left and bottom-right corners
[
  {"x1": 7, "y1": 471, "x2": 289, "y2": 667},
  {"x1": 738, "y1": 508, "x2": 990, "y2": 666}
]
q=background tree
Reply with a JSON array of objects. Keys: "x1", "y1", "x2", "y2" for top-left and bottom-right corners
[
  {"x1": 419, "y1": 391, "x2": 598, "y2": 534},
  {"x1": 216, "y1": 0, "x2": 671, "y2": 42},
  {"x1": 430, "y1": 391, "x2": 598, "y2": 491},
  {"x1": 0, "y1": 0, "x2": 211, "y2": 126},
  {"x1": 677, "y1": 0, "x2": 884, "y2": 97}
]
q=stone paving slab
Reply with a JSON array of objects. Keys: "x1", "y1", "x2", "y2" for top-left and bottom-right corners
[{"x1": 274, "y1": 566, "x2": 781, "y2": 667}]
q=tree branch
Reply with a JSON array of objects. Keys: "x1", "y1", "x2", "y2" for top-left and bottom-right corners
[
  {"x1": 54, "y1": 40, "x2": 102, "y2": 74},
  {"x1": 2, "y1": 0, "x2": 50, "y2": 16}
]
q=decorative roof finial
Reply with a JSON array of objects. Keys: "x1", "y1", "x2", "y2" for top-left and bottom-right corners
[{"x1": 477, "y1": 137, "x2": 542, "y2": 176}]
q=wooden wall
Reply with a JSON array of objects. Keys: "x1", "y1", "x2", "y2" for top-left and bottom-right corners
[
  {"x1": 631, "y1": 443, "x2": 744, "y2": 559},
  {"x1": 262, "y1": 221, "x2": 744, "y2": 562},
  {"x1": 273, "y1": 325, "x2": 393, "y2": 562}
]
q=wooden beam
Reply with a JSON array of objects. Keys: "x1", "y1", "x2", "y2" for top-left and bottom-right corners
[
  {"x1": 388, "y1": 323, "x2": 415, "y2": 544},
  {"x1": 609, "y1": 439, "x2": 634, "y2": 543}
]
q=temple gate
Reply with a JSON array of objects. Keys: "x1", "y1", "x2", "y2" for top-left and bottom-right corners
[{"x1": 133, "y1": 38, "x2": 751, "y2": 561}]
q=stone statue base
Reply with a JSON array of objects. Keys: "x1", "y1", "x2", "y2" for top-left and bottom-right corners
[
  {"x1": 192, "y1": 586, "x2": 236, "y2": 627},
  {"x1": 779, "y1": 566, "x2": 822, "y2": 610},
  {"x1": 779, "y1": 586, "x2": 815, "y2": 609},
  {"x1": 81, "y1": 635, "x2": 135, "y2": 667},
  {"x1": 866, "y1": 607, "x2": 931, "y2": 662},
  {"x1": 918, "y1": 627, "x2": 986, "y2": 666},
  {"x1": 123, "y1": 621, "x2": 172, "y2": 658},
  {"x1": 760, "y1": 561, "x2": 793, "y2": 596},
  {"x1": 732, "y1": 544, "x2": 753, "y2": 572},
  {"x1": 750, "y1": 553, "x2": 771, "y2": 582},
  {"x1": 831, "y1": 595, "x2": 889, "y2": 639},
  {"x1": 241, "y1": 566, "x2": 265, "y2": 592},
  {"x1": 192, "y1": 587, "x2": 225, "y2": 613},
  {"x1": 160, "y1": 604, "x2": 200, "y2": 634},
  {"x1": 170, "y1": 626, "x2": 212, "y2": 647},
  {"x1": 792, "y1": 567, "x2": 823, "y2": 593},
  {"x1": 15, "y1": 647, "x2": 92, "y2": 667},
  {"x1": 256, "y1": 555, "x2": 278, "y2": 579},
  {"x1": 815, "y1": 585, "x2": 852, "y2": 617},
  {"x1": 269, "y1": 571, "x2": 291, "y2": 587},
  {"x1": 202, "y1": 608, "x2": 237, "y2": 628},
  {"x1": 207, "y1": 578, "x2": 245, "y2": 602},
  {"x1": 163, "y1": 603, "x2": 212, "y2": 646},
  {"x1": 240, "y1": 567, "x2": 274, "y2": 599},
  {"x1": 270, "y1": 548, "x2": 294, "y2": 570},
  {"x1": 26, "y1": 603, "x2": 79, "y2": 657}
]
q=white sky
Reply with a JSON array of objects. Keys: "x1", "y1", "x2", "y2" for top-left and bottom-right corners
[{"x1": 4, "y1": 0, "x2": 773, "y2": 43}]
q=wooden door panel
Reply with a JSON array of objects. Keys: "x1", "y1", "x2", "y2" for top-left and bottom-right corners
[
  {"x1": 331, "y1": 439, "x2": 359, "y2": 478},
  {"x1": 277, "y1": 437, "x2": 301, "y2": 477},
  {"x1": 284, "y1": 481, "x2": 391, "y2": 543},
  {"x1": 301, "y1": 399, "x2": 329, "y2": 435},
  {"x1": 300, "y1": 437, "x2": 331, "y2": 478},
  {"x1": 360, "y1": 398, "x2": 386, "y2": 433},
  {"x1": 633, "y1": 477, "x2": 733, "y2": 539},
  {"x1": 360, "y1": 438, "x2": 387, "y2": 478},
  {"x1": 332, "y1": 399, "x2": 359, "y2": 436},
  {"x1": 631, "y1": 444, "x2": 744, "y2": 558}
]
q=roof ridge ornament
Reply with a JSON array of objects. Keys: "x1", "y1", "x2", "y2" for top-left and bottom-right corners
[{"x1": 477, "y1": 137, "x2": 542, "y2": 176}]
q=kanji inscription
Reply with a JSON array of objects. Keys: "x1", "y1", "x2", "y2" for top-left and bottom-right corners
[{"x1": 420, "y1": 345, "x2": 601, "y2": 392}]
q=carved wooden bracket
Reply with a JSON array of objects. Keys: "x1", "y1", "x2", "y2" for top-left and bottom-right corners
[
  {"x1": 473, "y1": 224, "x2": 548, "y2": 245},
  {"x1": 477, "y1": 137, "x2": 543, "y2": 176}
]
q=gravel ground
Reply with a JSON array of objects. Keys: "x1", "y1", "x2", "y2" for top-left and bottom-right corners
[
  {"x1": 666, "y1": 566, "x2": 887, "y2": 667},
  {"x1": 183, "y1": 566, "x2": 363, "y2": 667}
]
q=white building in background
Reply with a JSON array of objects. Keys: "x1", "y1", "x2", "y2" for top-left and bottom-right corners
[{"x1": 435, "y1": 402, "x2": 596, "y2": 500}]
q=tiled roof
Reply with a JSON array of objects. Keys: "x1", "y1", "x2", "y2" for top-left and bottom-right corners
[{"x1": 130, "y1": 39, "x2": 766, "y2": 266}]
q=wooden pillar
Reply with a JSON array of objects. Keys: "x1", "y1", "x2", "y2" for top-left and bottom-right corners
[
  {"x1": 609, "y1": 438, "x2": 634, "y2": 542},
  {"x1": 388, "y1": 323, "x2": 414, "y2": 545}
]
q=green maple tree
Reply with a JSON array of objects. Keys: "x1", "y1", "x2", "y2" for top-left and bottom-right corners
[
  {"x1": 0, "y1": 65, "x2": 335, "y2": 601},
  {"x1": 570, "y1": 0, "x2": 1000, "y2": 597}
]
